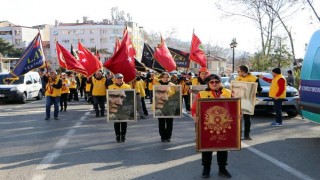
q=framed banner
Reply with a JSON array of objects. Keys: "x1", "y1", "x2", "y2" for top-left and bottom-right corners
[
  {"x1": 196, "y1": 98, "x2": 241, "y2": 151},
  {"x1": 190, "y1": 85, "x2": 207, "y2": 108},
  {"x1": 153, "y1": 85, "x2": 182, "y2": 118},
  {"x1": 107, "y1": 89, "x2": 137, "y2": 122},
  {"x1": 231, "y1": 81, "x2": 258, "y2": 115}
]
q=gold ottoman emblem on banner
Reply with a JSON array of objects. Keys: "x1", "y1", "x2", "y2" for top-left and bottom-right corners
[{"x1": 204, "y1": 106, "x2": 233, "y2": 134}]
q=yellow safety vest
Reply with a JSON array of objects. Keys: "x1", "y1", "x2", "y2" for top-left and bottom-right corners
[
  {"x1": 199, "y1": 88, "x2": 232, "y2": 99},
  {"x1": 61, "y1": 78, "x2": 70, "y2": 94},
  {"x1": 45, "y1": 77, "x2": 62, "y2": 97},
  {"x1": 235, "y1": 73, "x2": 257, "y2": 82},
  {"x1": 92, "y1": 77, "x2": 107, "y2": 96},
  {"x1": 269, "y1": 74, "x2": 286, "y2": 98}
]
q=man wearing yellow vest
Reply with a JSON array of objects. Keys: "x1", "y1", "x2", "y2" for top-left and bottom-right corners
[
  {"x1": 259, "y1": 67, "x2": 286, "y2": 127},
  {"x1": 43, "y1": 71, "x2": 62, "y2": 120},
  {"x1": 108, "y1": 73, "x2": 131, "y2": 143},
  {"x1": 60, "y1": 72, "x2": 70, "y2": 112},
  {"x1": 235, "y1": 65, "x2": 262, "y2": 140},
  {"x1": 91, "y1": 70, "x2": 108, "y2": 117}
]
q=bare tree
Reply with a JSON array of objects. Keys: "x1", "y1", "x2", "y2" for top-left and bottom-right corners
[{"x1": 304, "y1": 0, "x2": 320, "y2": 22}]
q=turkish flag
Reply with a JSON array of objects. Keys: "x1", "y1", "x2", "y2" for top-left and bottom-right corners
[
  {"x1": 56, "y1": 42, "x2": 88, "y2": 76},
  {"x1": 104, "y1": 29, "x2": 136, "y2": 83},
  {"x1": 189, "y1": 33, "x2": 207, "y2": 68},
  {"x1": 114, "y1": 37, "x2": 121, "y2": 54},
  {"x1": 78, "y1": 42, "x2": 102, "y2": 77},
  {"x1": 153, "y1": 37, "x2": 176, "y2": 72}
]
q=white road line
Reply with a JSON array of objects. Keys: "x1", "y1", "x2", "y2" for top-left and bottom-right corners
[
  {"x1": 242, "y1": 142, "x2": 314, "y2": 180},
  {"x1": 32, "y1": 112, "x2": 88, "y2": 180},
  {"x1": 166, "y1": 143, "x2": 195, "y2": 150}
]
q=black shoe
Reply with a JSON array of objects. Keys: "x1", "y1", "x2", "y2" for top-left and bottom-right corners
[
  {"x1": 45, "y1": 117, "x2": 50, "y2": 120},
  {"x1": 166, "y1": 138, "x2": 171, "y2": 142},
  {"x1": 60, "y1": 108, "x2": 63, "y2": 112},
  {"x1": 219, "y1": 169, "x2": 232, "y2": 178},
  {"x1": 54, "y1": 117, "x2": 59, "y2": 120},
  {"x1": 116, "y1": 135, "x2": 121, "y2": 143},
  {"x1": 101, "y1": 114, "x2": 105, "y2": 117},
  {"x1": 242, "y1": 135, "x2": 252, "y2": 140},
  {"x1": 96, "y1": 113, "x2": 100, "y2": 117},
  {"x1": 161, "y1": 139, "x2": 166, "y2": 142},
  {"x1": 64, "y1": 109, "x2": 67, "y2": 112},
  {"x1": 121, "y1": 135, "x2": 126, "y2": 142},
  {"x1": 202, "y1": 166, "x2": 211, "y2": 178}
]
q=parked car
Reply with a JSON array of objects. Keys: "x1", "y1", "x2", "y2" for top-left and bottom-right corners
[
  {"x1": 221, "y1": 77, "x2": 230, "y2": 89},
  {"x1": 231, "y1": 72, "x2": 300, "y2": 117},
  {"x1": 0, "y1": 71, "x2": 43, "y2": 103}
]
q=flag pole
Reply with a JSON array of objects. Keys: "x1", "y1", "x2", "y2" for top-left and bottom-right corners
[{"x1": 186, "y1": 29, "x2": 195, "y2": 74}]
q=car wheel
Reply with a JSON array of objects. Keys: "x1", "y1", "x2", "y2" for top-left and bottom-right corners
[
  {"x1": 36, "y1": 91, "x2": 43, "y2": 100},
  {"x1": 287, "y1": 111, "x2": 298, "y2": 117},
  {"x1": 21, "y1": 93, "x2": 27, "y2": 103}
]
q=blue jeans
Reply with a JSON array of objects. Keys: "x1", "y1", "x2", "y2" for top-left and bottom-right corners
[
  {"x1": 273, "y1": 99, "x2": 284, "y2": 123},
  {"x1": 46, "y1": 96, "x2": 60, "y2": 118}
]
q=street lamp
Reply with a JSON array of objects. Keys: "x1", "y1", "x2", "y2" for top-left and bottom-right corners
[
  {"x1": 230, "y1": 38, "x2": 238, "y2": 73},
  {"x1": 206, "y1": 52, "x2": 210, "y2": 68}
]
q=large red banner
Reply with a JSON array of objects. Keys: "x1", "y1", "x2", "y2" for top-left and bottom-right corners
[{"x1": 196, "y1": 98, "x2": 241, "y2": 151}]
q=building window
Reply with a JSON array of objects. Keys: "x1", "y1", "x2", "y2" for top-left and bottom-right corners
[
  {"x1": 100, "y1": 38, "x2": 107, "y2": 43},
  {"x1": 80, "y1": 39, "x2": 85, "y2": 43},
  {"x1": 62, "y1": 30, "x2": 69, "y2": 35},
  {"x1": 53, "y1": 31, "x2": 58, "y2": 35},
  {"x1": 62, "y1": 39, "x2": 70, "y2": 43},
  {"x1": 90, "y1": 38, "x2": 95, "y2": 43},
  {"x1": 15, "y1": 30, "x2": 21, "y2": 35},
  {"x1": 0, "y1": 31, "x2": 12, "y2": 35},
  {"x1": 102, "y1": 30, "x2": 108, "y2": 34},
  {"x1": 208, "y1": 62, "x2": 212, "y2": 69},
  {"x1": 15, "y1": 39, "x2": 22, "y2": 45},
  {"x1": 113, "y1": 29, "x2": 120, "y2": 34},
  {"x1": 90, "y1": 29, "x2": 95, "y2": 34},
  {"x1": 73, "y1": 39, "x2": 78, "y2": 44},
  {"x1": 74, "y1": 29, "x2": 84, "y2": 35}
]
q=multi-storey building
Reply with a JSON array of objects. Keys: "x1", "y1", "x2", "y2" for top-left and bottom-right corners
[{"x1": 49, "y1": 17, "x2": 144, "y2": 70}]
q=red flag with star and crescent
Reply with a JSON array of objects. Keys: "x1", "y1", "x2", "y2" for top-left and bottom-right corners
[
  {"x1": 104, "y1": 29, "x2": 136, "y2": 83},
  {"x1": 78, "y1": 42, "x2": 102, "y2": 77},
  {"x1": 56, "y1": 42, "x2": 87, "y2": 76},
  {"x1": 189, "y1": 32, "x2": 207, "y2": 68},
  {"x1": 153, "y1": 36, "x2": 176, "y2": 72}
]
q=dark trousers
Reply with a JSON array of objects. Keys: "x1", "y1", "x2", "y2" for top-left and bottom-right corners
[
  {"x1": 141, "y1": 97, "x2": 148, "y2": 115},
  {"x1": 68, "y1": 88, "x2": 79, "y2": 101},
  {"x1": 243, "y1": 114, "x2": 251, "y2": 137},
  {"x1": 274, "y1": 99, "x2": 284, "y2": 123},
  {"x1": 93, "y1": 96, "x2": 106, "y2": 116},
  {"x1": 183, "y1": 94, "x2": 190, "y2": 111},
  {"x1": 158, "y1": 118, "x2": 173, "y2": 140},
  {"x1": 60, "y1": 93, "x2": 69, "y2": 110},
  {"x1": 114, "y1": 122, "x2": 127, "y2": 136},
  {"x1": 79, "y1": 88, "x2": 85, "y2": 98},
  {"x1": 149, "y1": 90, "x2": 153, "y2": 103},
  {"x1": 202, "y1": 151, "x2": 228, "y2": 169},
  {"x1": 46, "y1": 96, "x2": 60, "y2": 118}
]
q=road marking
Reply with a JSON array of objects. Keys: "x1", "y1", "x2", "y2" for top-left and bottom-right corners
[
  {"x1": 242, "y1": 142, "x2": 314, "y2": 180},
  {"x1": 31, "y1": 112, "x2": 88, "y2": 180},
  {"x1": 166, "y1": 143, "x2": 195, "y2": 150}
]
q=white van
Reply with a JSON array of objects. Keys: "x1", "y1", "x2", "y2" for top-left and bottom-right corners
[{"x1": 0, "y1": 71, "x2": 43, "y2": 103}]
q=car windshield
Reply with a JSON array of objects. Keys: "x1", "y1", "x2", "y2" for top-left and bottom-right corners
[{"x1": 0, "y1": 74, "x2": 24, "y2": 85}]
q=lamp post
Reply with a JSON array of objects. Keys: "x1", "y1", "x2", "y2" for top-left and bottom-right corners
[
  {"x1": 230, "y1": 38, "x2": 238, "y2": 73},
  {"x1": 206, "y1": 52, "x2": 210, "y2": 68}
]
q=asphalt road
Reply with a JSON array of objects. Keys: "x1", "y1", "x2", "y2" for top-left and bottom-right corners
[{"x1": 0, "y1": 98, "x2": 319, "y2": 180}]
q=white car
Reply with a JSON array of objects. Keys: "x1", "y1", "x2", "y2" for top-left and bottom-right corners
[{"x1": 0, "y1": 71, "x2": 43, "y2": 103}]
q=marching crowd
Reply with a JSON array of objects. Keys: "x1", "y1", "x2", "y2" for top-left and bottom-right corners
[{"x1": 39, "y1": 65, "x2": 289, "y2": 179}]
